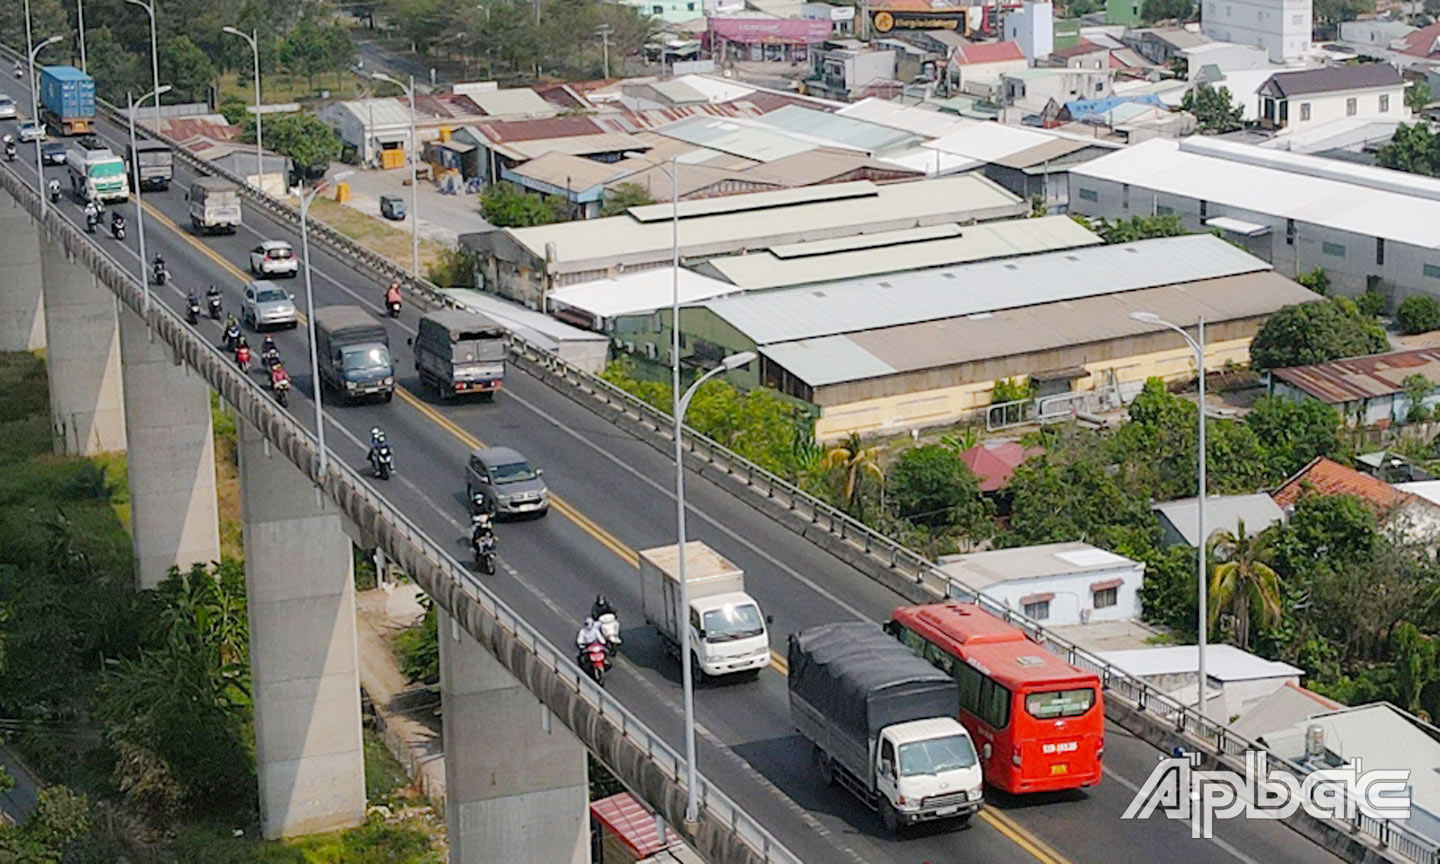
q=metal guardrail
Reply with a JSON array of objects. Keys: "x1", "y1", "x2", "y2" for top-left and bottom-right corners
[
  {"x1": 30, "y1": 59, "x2": 1430, "y2": 861},
  {"x1": 0, "y1": 99, "x2": 801, "y2": 864}
]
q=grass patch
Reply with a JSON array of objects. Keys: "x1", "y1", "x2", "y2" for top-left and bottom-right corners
[
  {"x1": 364, "y1": 728, "x2": 420, "y2": 809},
  {"x1": 212, "y1": 392, "x2": 244, "y2": 560},
  {"x1": 305, "y1": 196, "x2": 448, "y2": 276},
  {"x1": 217, "y1": 72, "x2": 368, "y2": 108},
  {"x1": 170, "y1": 815, "x2": 443, "y2": 864}
]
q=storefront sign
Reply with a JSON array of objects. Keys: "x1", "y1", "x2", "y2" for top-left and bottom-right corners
[{"x1": 869, "y1": 7, "x2": 969, "y2": 32}]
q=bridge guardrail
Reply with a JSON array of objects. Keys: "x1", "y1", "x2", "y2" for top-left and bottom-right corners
[
  {"x1": 0, "y1": 147, "x2": 800, "y2": 864},
  {"x1": 31, "y1": 62, "x2": 1429, "y2": 862}
]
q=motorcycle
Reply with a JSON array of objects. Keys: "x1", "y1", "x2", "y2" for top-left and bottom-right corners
[
  {"x1": 4, "y1": 144, "x2": 15, "y2": 162},
  {"x1": 579, "y1": 641, "x2": 610, "y2": 686},
  {"x1": 261, "y1": 346, "x2": 280, "y2": 370},
  {"x1": 386, "y1": 299, "x2": 401, "y2": 318},
  {"x1": 235, "y1": 345, "x2": 252, "y2": 373},
  {"x1": 112, "y1": 221, "x2": 126, "y2": 241},
  {"x1": 222, "y1": 322, "x2": 241, "y2": 351},
  {"x1": 369, "y1": 443, "x2": 394, "y2": 480},
  {"x1": 47, "y1": 182, "x2": 60, "y2": 204},
  {"x1": 85, "y1": 212, "x2": 97, "y2": 234},
  {"x1": 271, "y1": 371, "x2": 291, "y2": 407},
  {"x1": 597, "y1": 612, "x2": 622, "y2": 657},
  {"x1": 152, "y1": 264, "x2": 168, "y2": 285},
  {"x1": 207, "y1": 294, "x2": 223, "y2": 320},
  {"x1": 471, "y1": 512, "x2": 496, "y2": 575},
  {"x1": 185, "y1": 297, "x2": 200, "y2": 325}
]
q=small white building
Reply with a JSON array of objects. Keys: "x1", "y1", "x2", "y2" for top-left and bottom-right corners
[
  {"x1": 1337, "y1": 19, "x2": 1416, "y2": 58},
  {"x1": 1180, "y1": 41, "x2": 1272, "y2": 80},
  {"x1": 317, "y1": 98, "x2": 416, "y2": 165},
  {"x1": 1258, "y1": 65, "x2": 1407, "y2": 131},
  {"x1": 1200, "y1": 0, "x2": 1312, "y2": 62},
  {"x1": 1003, "y1": 0, "x2": 1055, "y2": 62},
  {"x1": 1098, "y1": 645, "x2": 1303, "y2": 721},
  {"x1": 938, "y1": 541, "x2": 1144, "y2": 626}
]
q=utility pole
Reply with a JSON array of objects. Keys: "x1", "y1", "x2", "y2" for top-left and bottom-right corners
[{"x1": 597, "y1": 25, "x2": 612, "y2": 79}]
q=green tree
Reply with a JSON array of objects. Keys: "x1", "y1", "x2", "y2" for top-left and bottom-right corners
[
  {"x1": 820, "y1": 433, "x2": 885, "y2": 517},
  {"x1": 601, "y1": 182, "x2": 657, "y2": 217},
  {"x1": 1208, "y1": 521, "x2": 1283, "y2": 649},
  {"x1": 280, "y1": 15, "x2": 328, "y2": 92},
  {"x1": 1404, "y1": 373, "x2": 1435, "y2": 422},
  {"x1": 1244, "y1": 396, "x2": 1347, "y2": 478},
  {"x1": 1397, "y1": 293, "x2": 1440, "y2": 334},
  {"x1": 394, "y1": 601, "x2": 439, "y2": 686},
  {"x1": 1141, "y1": 0, "x2": 1194, "y2": 20},
  {"x1": 481, "y1": 183, "x2": 562, "y2": 227},
  {"x1": 159, "y1": 35, "x2": 217, "y2": 104},
  {"x1": 1376, "y1": 123, "x2": 1440, "y2": 175},
  {"x1": 1356, "y1": 289, "x2": 1387, "y2": 318},
  {"x1": 1312, "y1": 0, "x2": 1370, "y2": 26},
  {"x1": 1395, "y1": 621, "x2": 1440, "y2": 718},
  {"x1": 1180, "y1": 85, "x2": 1243, "y2": 134},
  {"x1": 244, "y1": 112, "x2": 340, "y2": 173},
  {"x1": 1086, "y1": 212, "x2": 1188, "y2": 243},
  {"x1": 428, "y1": 247, "x2": 475, "y2": 289},
  {"x1": 1296, "y1": 267, "x2": 1329, "y2": 295},
  {"x1": 83, "y1": 26, "x2": 144, "y2": 103},
  {"x1": 991, "y1": 376, "x2": 1036, "y2": 404},
  {"x1": 1407, "y1": 80, "x2": 1432, "y2": 116},
  {"x1": 888, "y1": 445, "x2": 993, "y2": 538},
  {"x1": 1248, "y1": 299, "x2": 1389, "y2": 370}
]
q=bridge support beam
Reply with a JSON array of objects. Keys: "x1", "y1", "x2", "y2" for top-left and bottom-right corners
[
  {"x1": 118, "y1": 305, "x2": 220, "y2": 588},
  {"x1": 0, "y1": 191, "x2": 44, "y2": 351},
  {"x1": 238, "y1": 419, "x2": 365, "y2": 839},
  {"x1": 39, "y1": 227, "x2": 125, "y2": 454},
  {"x1": 438, "y1": 608, "x2": 590, "y2": 864}
]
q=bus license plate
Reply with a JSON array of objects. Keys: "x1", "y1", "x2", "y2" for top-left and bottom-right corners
[
  {"x1": 936, "y1": 806, "x2": 959, "y2": 816},
  {"x1": 1051, "y1": 764, "x2": 1069, "y2": 776}
]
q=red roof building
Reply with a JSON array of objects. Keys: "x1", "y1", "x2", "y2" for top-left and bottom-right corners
[
  {"x1": 591, "y1": 792, "x2": 682, "y2": 862},
  {"x1": 1270, "y1": 456, "x2": 1414, "y2": 512},
  {"x1": 951, "y1": 41, "x2": 1026, "y2": 65},
  {"x1": 959, "y1": 441, "x2": 1038, "y2": 492},
  {"x1": 1400, "y1": 21, "x2": 1440, "y2": 61}
]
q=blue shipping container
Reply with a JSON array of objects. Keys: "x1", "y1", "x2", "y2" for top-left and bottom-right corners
[{"x1": 39, "y1": 66, "x2": 96, "y2": 120}]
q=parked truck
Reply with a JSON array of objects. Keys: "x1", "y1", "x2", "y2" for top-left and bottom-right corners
[
  {"x1": 408, "y1": 309, "x2": 507, "y2": 401},
  {"x1": 66, "y1": 144, "x2": 129, "y2": 203},
  {"x1": 188, "y1": 178, "x2": 242, "y2": 234},
  {"x1": 39, "y1": 66, "x2": 96, "y2": 136},
  {"x1": 127, "y1": 139, "x2": 173, "y2": 191},
  {"x1": 638, "y1": 541, "x2": 771, "y2": 679},
  {"x1": 313, "y1": 305, "x2": 395, "y2": 403},
  {"x1": 789, "y1": 622, "x2": 984, "y2": 835}
]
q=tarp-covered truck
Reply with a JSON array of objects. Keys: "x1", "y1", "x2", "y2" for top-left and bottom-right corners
[
  {"x1": 639, "y1": 542, "x2": 771, "y2": 679},
  {"x1": 408, "y1": 309, "x2": 507, "y2": 401},
  {"x1": 39, "y1": 66, "x2": 95, "y2": 136},
  {"x1": 127, "y1": 139, "x2": 173, "y2": 191},
  {"x1": 188, "y1": 178, "x2": 242, "y2": 234},
  {"x1": 313, "y1": 305, "x2": 395, "y2": 403},
  {"x1": 789, "y1": 622, "x2": 984, "y2": 835}
]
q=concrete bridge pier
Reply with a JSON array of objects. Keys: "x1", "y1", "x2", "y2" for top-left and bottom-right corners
[
  {"x1": 39, "y1": 227, "x2": 125, "y2": 454},
  {"x1": 238, "y1": 419, "x2": 366, "y2": 839},
  {"x1": 0, "y1": 190, "x2": 44, "y2": 351},
  {"x1": 438, "y1": 608, "x2": 591, "y2": 864},
  {"x1": 117, "y1": 305, "x2": 221, "y2": 588}
]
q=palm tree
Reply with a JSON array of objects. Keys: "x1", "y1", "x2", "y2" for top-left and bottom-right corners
[
  {"x1": 820, "y1": 432, "x2": 884, "y2": 516},
  {"x1": 1207, "y1": 520, "x2": 1284, "y2": 649}
]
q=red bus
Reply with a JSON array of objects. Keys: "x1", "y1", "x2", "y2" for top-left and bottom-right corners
[{"x1": 885, "y1": 602, "x2": 1103, "y2": 794}]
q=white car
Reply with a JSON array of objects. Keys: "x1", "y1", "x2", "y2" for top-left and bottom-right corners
[
  {"x1": 0, "y1": 96, "x2": 16, "y2": 120},
  {"x1": 248, "y1": 240, "x2": 299, "y2": 278},
  {"x1": 18, "y1": 120, "x2": 44, "y2": 142}
]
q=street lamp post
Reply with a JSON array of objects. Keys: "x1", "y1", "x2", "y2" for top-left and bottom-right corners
[
  {"x1": 76, "y1": 0, "x2": 87, "y2": 72},
  {"x1": 298, "y1": 171, "x2": 354, "y2": 481},
  {"x1": 124, "y1": 0, "x2": 162, "y2": 133},
  {"x1": 372, "y1": 72, "x2": 420, "y2": 278},
  {"x1": 1132, "y1": 311, "x2": 1209, "y2": 718},
  {"x1": 674, "y1": 350, "x2": 756, "y2": 824},
  {"x1": 23, "y1": 8, "x2": 62, "y2": 220},
  {"x1": 222, "y1": 26, "x2": 263, "y2": 190},
  {"x1": 129, "y1": 84, "x2": 171, "y2": 316}
]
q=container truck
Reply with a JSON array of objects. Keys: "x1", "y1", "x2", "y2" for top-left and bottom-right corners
[
  {"x1": 39, "y1": 66, "x2": 96, "y2": 136},
  {"x1": 638, "y1": 541, "x2": 771, "y2": 679},
  {"x1": 66, "y1": 145, "x2": 130, "y2": 203},
  {"x1": 408, "y1": 309, "x2": 507, "y2": 401},
  {"x1": 126, "y1": 139, "x2": 173, "y2": 191},
  {"x1": 789, "y1": 622, "x2": 985, "y2": 834},
  {"x1": 313, "y1": 305, "x2": 395, "y2": 403}
]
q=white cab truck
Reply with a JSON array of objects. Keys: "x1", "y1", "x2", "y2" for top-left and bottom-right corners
[
  {"x1": 789, "y1": 622, "x2": 984, "y2": 835},
  {"x1": 639, "y1": 541, "x2": 771, "y2": 679},
  {"x1": 188, "y1": 178, "x2": 242, "y2": 234},
  {"x1": 65, "y1": 145, "x2": 129, "y2": 203}
]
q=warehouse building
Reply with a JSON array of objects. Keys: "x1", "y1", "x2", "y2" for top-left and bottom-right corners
[
  {"x1": 461, "y1": 175, "x2": 1028, "y2": 309},
  {"x1": 634, "y1": 235, "x2": 1315, "y2": 440},
  {"x1": 1266, "y1": 347, "x2": 1440, "y2": 426},
  {"x1": 1068, "y1": 137, "x2": 1440, "y2": 302}
]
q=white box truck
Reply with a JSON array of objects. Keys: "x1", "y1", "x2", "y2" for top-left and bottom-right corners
[
  {"x1": 65, "y1": 145, "x2": 129, "y2": 203},
  {"x1": 639, "y1": 541, "x2": 771, "y2": 679},
  {"x1": 789, "y1": 622, "x2": 984, "y2": 835}
]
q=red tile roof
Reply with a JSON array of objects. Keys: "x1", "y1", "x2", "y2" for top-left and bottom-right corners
[
  {"x1": 478, "y1": 116, "x2": 604, "y2": 142},
  {"x1": 1049, "y1": 39, "x2": 1106, "y2": 60},
  {"x1": 952, "y1": 41, "x2": 1025, "y2": 65},
  {"x1": 1401, "y1": 21, "x2": 1440, "y2": 58},
  {"x1": 1270, "y1": 456, "x2": 1413, "y2": 512},
  {"x1": 590, "y1": 793, "x2": 680, "y2": 858},
  {"x1": 959, "y1": 442, "x2": 1040, "y2": 492}
]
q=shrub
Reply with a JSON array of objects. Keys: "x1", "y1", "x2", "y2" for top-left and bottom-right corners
[{"x1": 1397, "y1": 294, "x2": 1440, "y2": 335}]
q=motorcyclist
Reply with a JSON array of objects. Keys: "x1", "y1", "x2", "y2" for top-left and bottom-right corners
[
  {"x1": 591, "y1": 594, "x2": 616, "y2": 621},
  {"x1": 223, "y1": 315, "x2": 241, "y2": 350},
  {"x1": 367, "y1": 427, "x2": 393, "y2": 473},
  {"x1": 84, "y1": 200, "x2": 99, "y2": 232},
  {"x1": 385, "y1": 282, "x2": 402, "y2": 307},
  {"x1": 4, "y1": 136, "x2": 15, "y2": 161},
  {"x1": 46, "y1": 178, "x2": 59, "y2": 200},
  {"x1": 110, "y1": 211, "x2": 126, "y2": 237},
  {"x1": 185, "y1": 288, "x2": 200, "y2": 322},
  {"x1": 261, "y1": 335, "x2": 279, "y2": 367},
  {"x1": 234, "y1": 336, "x2": 251, "y2": 370},
  {"x1": 576, "y1": 617, "x2": 606, "y2": 656},
  {"x1": 12, "y1": 63, "x2": 20, "y2": 79},
  {"x1": 151, "y1": 254, "x2": 165, "y2": 281},
  {"x1": 269, "y1": 360, "x2": 289, "y2": 388}
]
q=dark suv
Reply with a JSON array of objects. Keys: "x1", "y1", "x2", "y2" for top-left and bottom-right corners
[{"x1": 40, "y1": 141, "x2": 65, "y2": 165}]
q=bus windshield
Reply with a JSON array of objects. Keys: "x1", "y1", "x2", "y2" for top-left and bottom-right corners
[
  {"x1": 1024, "y1": 687, "x2": 1096, "y2": 720},
  {"x1": 899, "y1": 735, "x2": 978, "y2": 777}
]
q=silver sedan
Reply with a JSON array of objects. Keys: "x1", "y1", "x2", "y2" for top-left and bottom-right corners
[{"x1": 241, "y1": 282, "x2": 298, "y2": 331}]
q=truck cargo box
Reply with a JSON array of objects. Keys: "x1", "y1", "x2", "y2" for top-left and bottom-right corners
[
  {"x1": 639, "y1": 542, "x2": 745, "y2": 640},
  {"x1": 39, "y1": 66, "x2": 96, "y2": 120}
]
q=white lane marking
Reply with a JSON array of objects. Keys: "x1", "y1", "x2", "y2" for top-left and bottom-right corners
[{"x1": 1105, "y1": 765, "x2": 1264, "y2": 864}]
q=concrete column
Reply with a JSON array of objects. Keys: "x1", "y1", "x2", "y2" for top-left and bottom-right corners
[
  {"x1": 439, "y1": 608, "x2": 590, "y2": 864},
  {"x1": 118, "y1": 306, "x2": 220, "y2": 589},
  {"x1": 238, "y1": 419, "x2": 365, "y2": 839},
  {"x1": 0, "y1": 190, "x2": 44, "y2": 351},
  {"x1": 39, "y1": 228, "x2": 124, "y2": 454}
]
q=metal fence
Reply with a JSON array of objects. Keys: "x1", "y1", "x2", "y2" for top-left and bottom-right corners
[{"x1": 43, "y1": 68, "x2": 1435, "y2": 863}]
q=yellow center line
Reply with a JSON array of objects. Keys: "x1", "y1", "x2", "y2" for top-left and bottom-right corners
[{"x1": 146, "y1": 192, "x2": 1068, "y2": 864}]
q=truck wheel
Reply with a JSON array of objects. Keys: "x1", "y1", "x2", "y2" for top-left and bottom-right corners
[
  {"x1": 382, "y1": 391, "x2": 394, "y2": 404},
  {"x1": 436, "y1": 378, "x2": 450, "y2": 401},
  {"x1": 880, "y1": 801, "x2": 901, "y2": 836}
]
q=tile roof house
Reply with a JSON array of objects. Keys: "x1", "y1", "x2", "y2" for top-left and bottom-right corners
[
  {"x1": 1399, "y1": 21, "x2": 1440, "y2": 66},
  {"x1": 958, "y1": 441, "x2": 1039, "y2": 492},
  {"x1": 1267, "y1": 347, "x2": 1440, "y2": 427},
  {"x1": 1258, "y1": 65, "x2": 1407, "y2": 132},
  {"x1": 949, "y1": 41, "x2": 1028, "y2": 89},
  {"x1": 1270, "y1": 456, "x2": 1440, "y2": 541}
]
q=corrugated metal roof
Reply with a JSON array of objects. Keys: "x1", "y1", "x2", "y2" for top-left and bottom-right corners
[
  {"x1": 706, "y1": 234, "x2": 1269, "y2": 345},
  {"x1": 467, "y1": 87, "x2": 556, "y2": 116},
  {"x1": 1229, "y1": 681, "x2": 1342, "y2": 741},
  {"x1": 505, "y1": 132, "x2": 648, "y2": 160},
  {"x1": 1271, "y1": 456, "x2": 1418, "y2": 512},
  {"x1": 928, "y1": 121, "x2": 1087, "y2": 162},
  {"x1": 479, "y1": 116, "x2": 603, "y2": 142},
  {"x1": 1270, "y1": 347, "x2": 1440, "y2": 404},
  {"x1": 1070, "y1": 137, "x2": 1440, "y2": 249},
  {"x1": 548, "y1": 269, "x2": 741, "y2": 320},
  {"x1": 1151, "y1": 494, "x2": 1286, "y2": 547},
  {"x1": 705, "y1": 214, "x2": 1100, "y2": 290},
  {"x1": 754, "y1": 104, "x2": 920, "y2": 155},
  {"x1": 1098, "y1": 645, "x2": 1302, "y2": 681},
  {"x1": 939, "y1": 542, "x2": 1136, "y2": 589},
  {"x1": 655, "y1": 115, "x2": 816, "y2": 162},
  {"x1": 335, "y1": 98, "x2": 414, "y2": 128},
  {"x1": 507, "y1": 152, "x2": 630, "y2": 192},
  {"x1": 836, "y1": 98, "x2": 975, "y2": 138},
  {"x1": 760, "y1": 271, "x2": 1313, "y2": 387}
]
